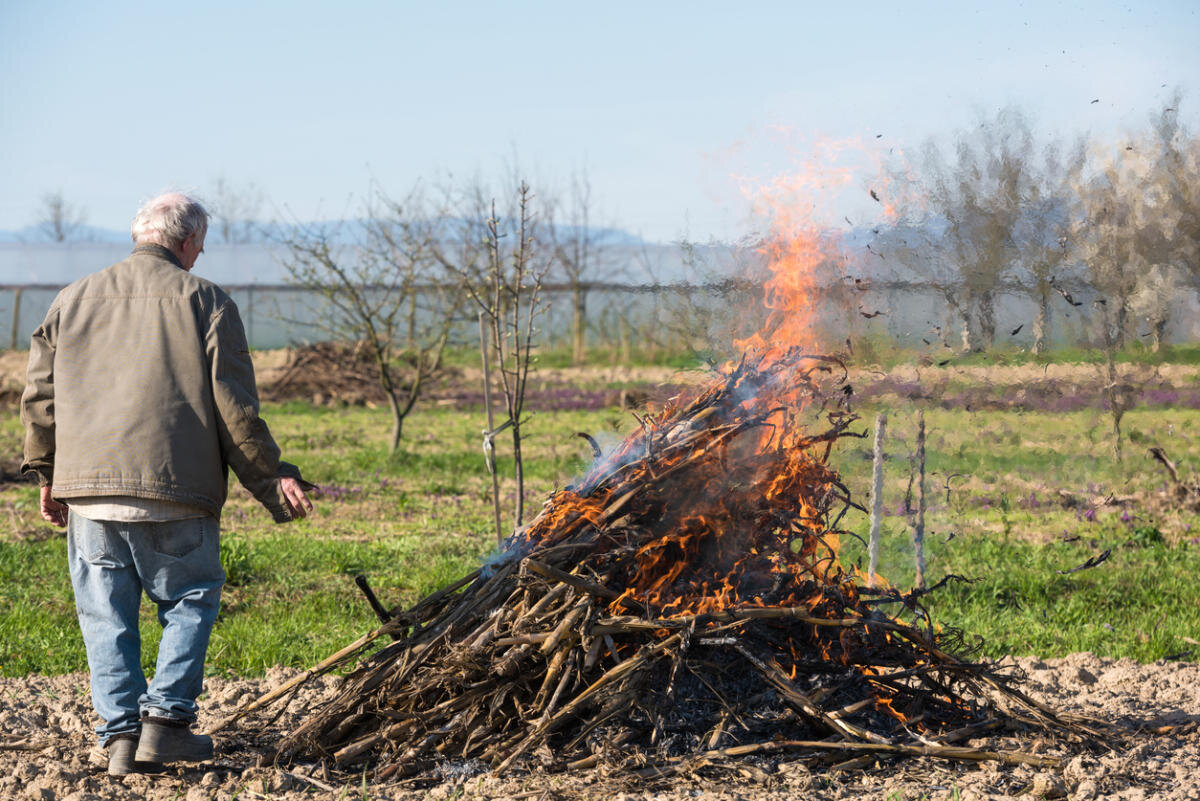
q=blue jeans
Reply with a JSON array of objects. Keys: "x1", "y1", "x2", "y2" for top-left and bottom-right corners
[{"x1": 66, "y1": 511, "x2": 224, "y2": 743}]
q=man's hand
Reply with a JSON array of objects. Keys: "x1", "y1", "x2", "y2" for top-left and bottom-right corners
[
  {"x1": 280, "y1": 477, "x2": 314, "y2": 520},
  {"x1": 40, "y1": 486, "x2": 68, "y2": 527}
]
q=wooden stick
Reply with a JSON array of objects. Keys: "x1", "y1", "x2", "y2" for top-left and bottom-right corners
[
  {"x1": 913, "y1": 409, "x2": 927, "y2": 590},
  {"x1": 205, "y1": 621, "x2": 395, "y2": 735},
  {"x1": 493, "y1": 632, "x2": 684, "y2": 773},
  {"x1": 276, "y1": 768, "x2": 337, "y2": 793},
  {"x1": 631, "y1": 738, "x2": 1061, "y2": 780},
  {"x1": 736, "y1": 645, "x2": 885, "y2": 743},
  {"x1": 868, "y1": 412, "x2": 887, "y2": 588},
  {"x1": 0, "y1": 736, "x2": 52, "y2": 751},
  {"x1": 524, "y1": 559, "x2": 618, "y2": 600},
  {"x1": 1148, "y1": 446, "x2": 1182, "y2": 484},
  {"x1": 539, "y1": 600, "x2": 587, "y2": 655}
]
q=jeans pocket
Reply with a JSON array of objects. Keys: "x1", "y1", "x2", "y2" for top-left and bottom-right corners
[
  {"x1": 152, "y1": 519, "x2": 206, "y2": 558},
  {"x1": 80, "y1": 521, "x2": 111, "y2": 564}
]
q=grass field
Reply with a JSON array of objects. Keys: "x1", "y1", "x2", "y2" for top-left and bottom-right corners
[{"x1": 1, "y1": 351, "x2": 1198, "y2": 678}]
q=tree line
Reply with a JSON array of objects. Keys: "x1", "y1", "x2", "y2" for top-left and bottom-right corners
[{"x1": 880, "y1": 96, "x2": 1198, "y2": 354}]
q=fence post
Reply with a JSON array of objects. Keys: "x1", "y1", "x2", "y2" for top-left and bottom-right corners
[
  {"x1": 246, "y1": 285, "x2": 255, "y2": 348},
  {"x1": 572, "y1": 285, "x2": 588, "y2": 365},
  {"x1": 913, "y1": 410, "x2": 927, "y2": 590},
  {"x1": 868, "y1": 412, "x2": 887, "y2": 588},
  {"x1": 9, "y1": 287, "x2": 23, "y2": 350}
]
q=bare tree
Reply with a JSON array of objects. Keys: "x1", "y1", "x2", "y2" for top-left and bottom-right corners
[
  {"x1": 280, "y1": 186, "x2": 465, "y2": 453},
  {"x1": 36, "y1": 191, "x2": 87, "y2": 242},
  {"x1": 544, "y1": 171, "x2": 620, "y2": 364},
  {"x1": 892, "y1": 108, "x2": 1037, "y2": 351},
  {"x1": 208, "y1": 177, "x2": 266, "y2": 244},
  {"x1": 1128, "y1": 96, "x2": 1200, "y2": 349},
  {"x1": 1065, "y1": 119, "x2": 1189, "y2": 459},
  {"x1": 1012, "y1": 137, "x2": 1086, "y2": 354},
  {"x1": 445, "y1": 181, "x2": 550, "y2": 528},
  {"x1": 1145, "y1": 93, "x2": 1200, "y2": 291},
  {"x1": 1073, "y1": 146, "x2": 1160, "y2": 349}
]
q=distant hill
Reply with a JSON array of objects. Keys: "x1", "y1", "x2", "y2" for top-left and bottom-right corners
[{"x1": 0, "y1": 225, "x2": 130, "y2": 244}]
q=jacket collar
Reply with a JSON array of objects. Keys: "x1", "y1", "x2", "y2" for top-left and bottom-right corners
[{"x1": 131, "y1": 243, "x2": 185, "y2": 271}]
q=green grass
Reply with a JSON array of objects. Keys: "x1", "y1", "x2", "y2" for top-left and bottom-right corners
[
  {"x1": 841, "y1": 524, "x2": 1200, "y2": 662},
  {"x1": 853, "y1": 340, "x2": 1200, "y2": 369},
  {"x1": 2, "y1": 354, "x2": 1199, "y2": 677}
]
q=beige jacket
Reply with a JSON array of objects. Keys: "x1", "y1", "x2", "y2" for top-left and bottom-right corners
[{"x1": 21, "y1": 244, "x2": 306, "y2": 522}]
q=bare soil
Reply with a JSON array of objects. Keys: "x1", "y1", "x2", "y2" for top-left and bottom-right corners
[{"x1": 1, "y1": 653, "x2": 1197, "y2": 800}]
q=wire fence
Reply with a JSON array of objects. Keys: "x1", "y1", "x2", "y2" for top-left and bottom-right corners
[{"x1": 3, "y1": 280, "x2": 1198, "y2": 353}]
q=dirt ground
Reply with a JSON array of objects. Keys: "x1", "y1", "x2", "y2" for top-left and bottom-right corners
[
  {"x1": 0, "y1": 653, "x2": 1197, "y2": 801},
  {"x1": 3, "y1": 347, "x2": 1198, "y2": 413}
]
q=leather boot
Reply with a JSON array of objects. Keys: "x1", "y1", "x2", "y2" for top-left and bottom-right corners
[
  {"x1": 106, "y1": 735, "x2": 138, "y2": 777},
  {"x1": 135, "y1": 716, "x2": 213, "y2": 763}
]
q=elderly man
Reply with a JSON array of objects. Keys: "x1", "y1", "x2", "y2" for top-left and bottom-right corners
[{"x1": 21, "y1": 192, "x2": 313, "y2": 776}]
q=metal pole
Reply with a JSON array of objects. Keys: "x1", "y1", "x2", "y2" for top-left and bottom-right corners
[
  {"x1": 868, "y1": 412, "x2": 887, "y2": 588},
  {"x1": 914, "y1": 410, "x2": 927, "y2": 590},
  {"x1": 479, "y1": 312, "x2": 504, "y2": 545}
]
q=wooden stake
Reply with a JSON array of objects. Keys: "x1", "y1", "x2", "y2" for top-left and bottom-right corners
[
  {"x1": 9, "y1": 287, "x2": 22, "y2": 350},
  {"x1": 868, "y1": 412, "x2": 887, "y2": 588},
  {"x1": 479, "y1": 311, "x2": 504, "y2": 545},
  {"x1": 914, "y1": 410, "x2": 927, "y2": 590}
]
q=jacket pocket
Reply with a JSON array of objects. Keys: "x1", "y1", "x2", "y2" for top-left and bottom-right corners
[{"x1": 152, "y1": 519, "x2": 207, "y2": 558}]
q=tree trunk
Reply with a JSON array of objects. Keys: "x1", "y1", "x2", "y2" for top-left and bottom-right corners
[
  {"x1": 388, "y1": 395, "x2": 403, "y2": 455},
  {"x1": 978, "y1": 293, "x2": 996, "y2": 351},
  {"x1": 478, "y1": 313, "x2": 504, "y2": 545},
  {"x1": 511, "y1": 420, "x2": 525, "y2": 527},
  {"x1": 572, "y1": 284, "x2": 587, "y2": 365},
  {"x1": 913, "y1": 411, "x2": 927, "y2": 590},
  {"x1": 1114, "y1": 300, "x2": 1130, "y2": 349},
  {"x1": 1032, "y1": 285, "x2": 1049, "y2": 355},
  {"x1": 377, "y1": 359, "x2": 404, "y2": 455},
  {"x1": 959, "y1": 310, "x2": 973, "y2": 353},
  {"x1": 868, "y1": 413, "x2": 887, "y2": 589},
  {"x1": 1151, "y1": 316, "x2": 1168, "y2": 352}
]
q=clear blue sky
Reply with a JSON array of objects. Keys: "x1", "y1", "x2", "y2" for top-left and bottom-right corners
[{"x1": 2, "y1": 0, "x2": 1197, "y2": 243}]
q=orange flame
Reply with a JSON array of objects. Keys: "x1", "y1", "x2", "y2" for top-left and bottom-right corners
[{"x1": 508, "y1": 144, "x2": 924, "y2": 694}]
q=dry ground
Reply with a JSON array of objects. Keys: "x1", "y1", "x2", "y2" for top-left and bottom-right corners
[
  {"x1": 1, "y1": 653, "x2": 1197, "y2": 801},
  {"x1": 3, "y1": 352, "x2": 1198, "y2": 798}
]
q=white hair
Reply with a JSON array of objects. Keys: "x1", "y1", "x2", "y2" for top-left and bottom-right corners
[{"x1": 130, "y1": 192, "x2": 209, "y2": 248}]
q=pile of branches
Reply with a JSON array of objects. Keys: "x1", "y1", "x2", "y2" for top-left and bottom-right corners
[
  {"x1": 260, "y1": 349, "x2": 1099, "y2": 779},
  {"x1": 260, "y1": 341, "x2": 388, "y2": 405}
]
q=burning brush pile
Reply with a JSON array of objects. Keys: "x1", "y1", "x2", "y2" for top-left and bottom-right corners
[{"x1": 265, "y1": 348, "x2": 1099, "y2": 780}]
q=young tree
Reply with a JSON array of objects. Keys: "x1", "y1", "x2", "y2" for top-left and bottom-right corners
[
  {"x1": 36, "y1": 191, "x2": 87, "y2": 242},
  {"x1": 280, "y1": 186, "x2": 465, "y2": 453},
  {"x1": 445, "y1": 181, "x2": 550, "y2": 528}
]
